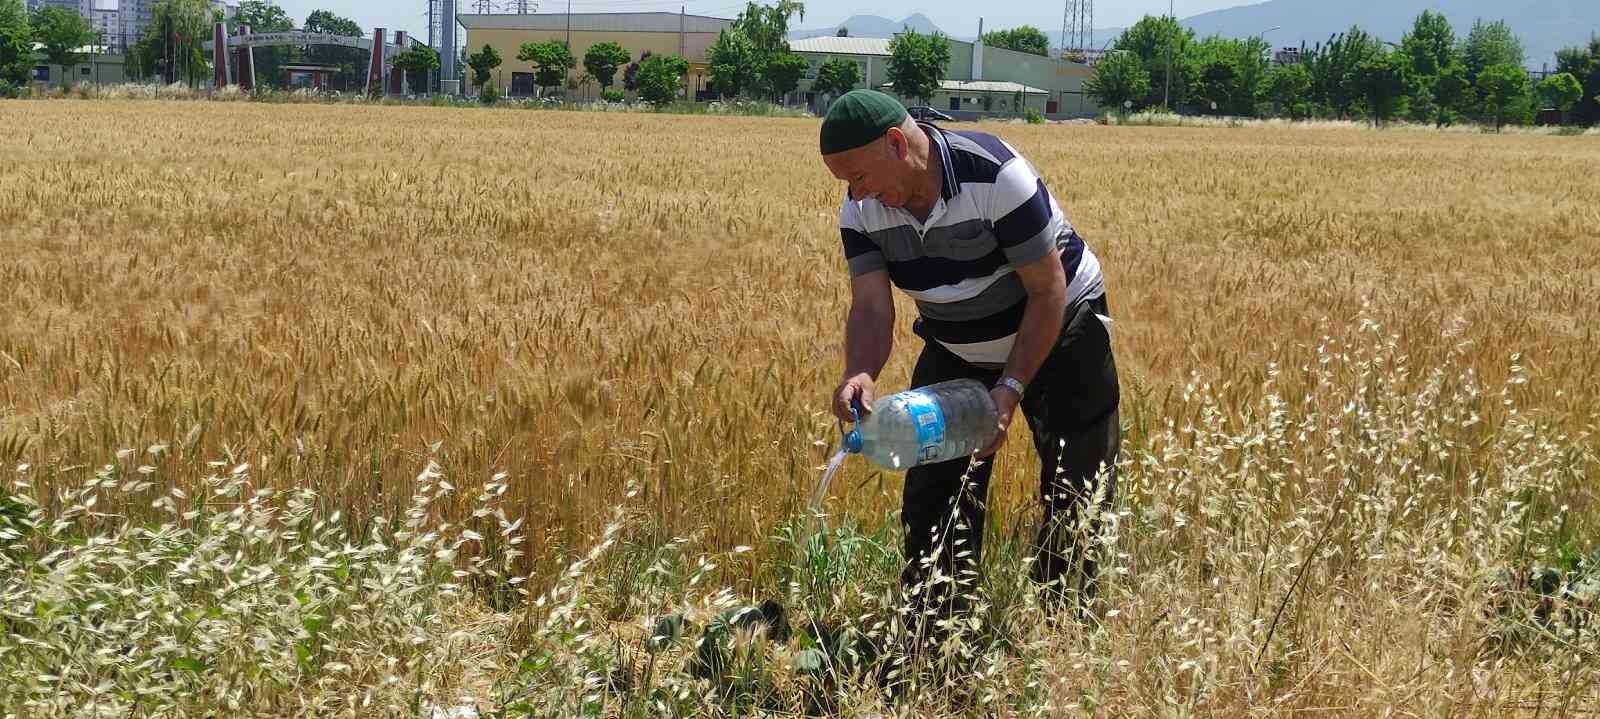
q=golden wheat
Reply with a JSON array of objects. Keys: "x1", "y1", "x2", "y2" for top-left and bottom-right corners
[
  {"x1": 3, "y1": 102, "x2": 1596, "y2": 554},
  {"x1": 2, "y1": 100, "x2": 1598, "y2": 716}
]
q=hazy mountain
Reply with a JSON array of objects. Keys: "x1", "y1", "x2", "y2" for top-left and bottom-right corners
[{"x1": 790, "y1": 13, "x2": 973, "y2": 41}]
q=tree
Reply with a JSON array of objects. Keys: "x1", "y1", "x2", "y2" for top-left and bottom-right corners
[
  {"x1": 1397, "y1": 10, "x2": 1460, "y2": 124},
  {"x1": 0, "y1": 0, "x2": 31, "y2": 94},
  {"x1": 1185, "y1": 35, "x2": 1269, "y2": 115},
  {"x1": 30, "y1": 6, "x2": 93, "y2": 88},
  {"x1": 129, "y1": 0, "x2": 212, "y2": 84},
  {"x1": 622, "y1": 50, "x2": 651, "y2": 92},
  {"x1": 835, "y1": 26, "x2": 848, "y2": 37},
  {"x1": 391, "y1": 45, "x2": 438, "y2": 95},
  {"x1": 1350, "y1": 50, "x2": 1410, "y2": 126},
  {"x1": 304, "y1": 9, "x2": 360, "y2": 36},
  {"x1": 812, "y1": 57, "x2": 860, "y2": 99},
  {"x1": 1555, "y1": 37, "x2": 1599, "y2": 126},
  {"x1": 1262, "y1": 62, "x2": 1312, "y2": 118},
  {"x1": 517, "y1": 40, "x2": 574, "y2": 96},
  {"x1": 732, "y1": 0, "x2": 803, "y2": 59},
  {"x1": 467, "y1": 43, "x2": 500, "y2": 92},
  {"x1": 636, "y1": 53, "x2": 687, "y2": 104},
  {"x1": 1461, "y1": 19, "x2": 1524, "y2": 89},
  {"x1": 981, "y1": 25, "x2": 1050, "y2": 57},
  {"x1": 1113, "y1": 14, "x2": 1196, "y2": 110},
  {"x1": 582, "y1": 41, "x2": 629, "y2": 91},
  {"x1": 706, "y1": 28, "x2": 756, "y2": 97},
  {"x1": 232, "y1": 1, "x2": 293, "y2": 32},
  {"x1": 1400, "y1": 10, "x2": 1456, "y2": 78},
  {"x1": 709, "y1": 0, "x2": 806, "y2": 100},
  {"x1": 304, "y1": 10, "x2": 363, "y2": 91},
  {"x1": 231, "y1": 1, "x2": 295, "y2": 88},
  {"x1": 886, "y1": 28, "x2": 950, "y2": 105},
  {"x1": 1537, "y1": 72, "x2": 1583, "y2": 123},
  {"x1": 762, "y1": 51, "x2": 808, "y2": 100},
  {"x1": 1306, "y1": 27, "x2": 1382, "y2": 118},
  {"x1": 1431, "y1": 63, "x2": 1470, "y2": 126},
  {"x1": 1477, "y1": 62, "x2": 1532, "y2": 130},
  {"x1": 1084, "y1": 50, "x2": 1149, "y2": 114}
]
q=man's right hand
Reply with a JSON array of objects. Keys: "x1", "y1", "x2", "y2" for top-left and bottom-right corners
[{"x1": 833, "y1": 373, "x2": 876, "y2": 424}]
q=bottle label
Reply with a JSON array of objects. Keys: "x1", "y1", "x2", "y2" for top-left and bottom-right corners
[{"x1": 900, "y1": 390, "x2": 946, "y2": 463}]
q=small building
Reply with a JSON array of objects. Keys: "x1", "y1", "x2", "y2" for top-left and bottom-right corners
[
  {"x1": 28, "y1": 43, "x2": 127, "y2": 88},
  {"x1": 280, "y1": 64, "x2": 340, "y2": 90}
]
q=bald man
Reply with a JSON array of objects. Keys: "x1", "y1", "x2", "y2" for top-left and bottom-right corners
[{"x1": 820, "y1": 90, "x2": 1120, "y2": 637}]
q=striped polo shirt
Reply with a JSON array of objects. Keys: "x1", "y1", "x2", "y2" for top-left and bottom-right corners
[{"x1": 838, "y1": 123, "x2": 1104, "y2": 368}]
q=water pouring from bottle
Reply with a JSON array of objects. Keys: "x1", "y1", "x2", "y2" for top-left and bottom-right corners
[
  {"x1": 810, "y1": 448, "x2": 848, "y2": 510},
  {"x1": 808, "y1": 379, "x2": 998, "y2": 510}
]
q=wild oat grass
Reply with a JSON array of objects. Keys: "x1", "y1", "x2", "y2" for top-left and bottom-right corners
[{"x1": 2, "y1": 101, "x2": 1598, "y2": 716}]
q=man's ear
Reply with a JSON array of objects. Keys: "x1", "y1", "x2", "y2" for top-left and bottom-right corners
[{"x1": 883, "y1": 128, "x2": 908, "y2": 160}]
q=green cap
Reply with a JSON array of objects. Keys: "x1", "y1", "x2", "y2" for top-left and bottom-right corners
[{"x1": 820, "y1": 90, "x2": 909, "y2": 155}]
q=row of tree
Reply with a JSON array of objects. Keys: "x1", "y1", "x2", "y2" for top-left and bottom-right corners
[
  {"x1": 458, "y1": 1, "x2": 809, "y2": 104},
  {"x1": 1087, "y1": 12, "x2": 1600, "y2": 128},
  {"x1": 463, "y1": 40, "x2": 687, "y2": 105}
]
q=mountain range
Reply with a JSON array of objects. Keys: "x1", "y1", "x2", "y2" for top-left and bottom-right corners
[
  {"x1": 790, "y1": 1, "x2": 1599, "y2": 68},
  {"x1": 789, "y1": 14, "x2": 972, "y2": 42}
]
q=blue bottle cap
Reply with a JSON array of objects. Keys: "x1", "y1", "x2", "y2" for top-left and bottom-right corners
[{"x1": 839, "y1": 400, "x2": 864, "y2": 453}]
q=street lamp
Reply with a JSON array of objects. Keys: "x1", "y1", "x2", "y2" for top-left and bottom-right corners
[{"x1": 1258, "y1": 25, "x2": 1281, "y2": 40}]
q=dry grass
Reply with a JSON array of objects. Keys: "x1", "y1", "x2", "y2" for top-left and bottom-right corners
[{"x1": 2, "y1": 101, "x2": 1598, "y2": 716}]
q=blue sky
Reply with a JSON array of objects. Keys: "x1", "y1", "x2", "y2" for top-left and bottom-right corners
[{"x1": 262, "y1": 0, "x2": 1260, "y2": 42}]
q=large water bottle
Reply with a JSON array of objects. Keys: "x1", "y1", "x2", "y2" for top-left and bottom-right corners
[{"x1": 841, "y1": 379, "x2": 1000, "y2": 470}]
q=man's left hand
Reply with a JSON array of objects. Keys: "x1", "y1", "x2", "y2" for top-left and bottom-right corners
[{"x1": 975, "y1": 386, "x2": 1020, "y2": 459}]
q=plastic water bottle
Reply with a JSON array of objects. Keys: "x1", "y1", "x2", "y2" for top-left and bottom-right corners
[{"x1": 840, "y1": 379, "x2": 1000, "y2": 471}]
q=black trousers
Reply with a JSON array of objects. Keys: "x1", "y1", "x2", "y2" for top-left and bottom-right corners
[{"x1": 899, "y1": 295, "x2": 1121, "y2": 639}]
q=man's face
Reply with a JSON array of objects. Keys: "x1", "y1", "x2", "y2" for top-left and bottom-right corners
[{"x1": 823, "y1": 129, "x2": 912, "y2": 207}]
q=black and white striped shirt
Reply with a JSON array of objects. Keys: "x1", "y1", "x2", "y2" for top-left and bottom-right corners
[{"x1": 838, "y1": 124, "x2": 1105, "y2": 368}]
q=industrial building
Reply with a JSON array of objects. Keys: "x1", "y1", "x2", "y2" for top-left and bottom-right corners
[
  {"x1": 455, "y1": 11, "x2": 1099, "y2": 117},
  {"x1": 457, "y1": 12, "x2": 732, "y2": 100}
]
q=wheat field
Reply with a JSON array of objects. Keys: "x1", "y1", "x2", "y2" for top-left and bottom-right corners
[{"x1": 2, "y1": 100, "x2": 1598, "y2": 717}]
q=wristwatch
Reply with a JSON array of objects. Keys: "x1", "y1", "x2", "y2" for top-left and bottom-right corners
[{"x1": 995, "y1": 376, "x2": 1025, "y2": 398}]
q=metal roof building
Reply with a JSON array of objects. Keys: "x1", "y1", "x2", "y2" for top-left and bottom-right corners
[{"x1": 787, "y1": 37, "x2": 893, "y2": 56}]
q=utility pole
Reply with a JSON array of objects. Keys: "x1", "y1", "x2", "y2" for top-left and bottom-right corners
[
  {"x1": 681, "y1": 5, "x2": 687, "y2": 100},
  {"x1": 1163, "y1": 0, "x2": 1173, "y2": 109}
]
